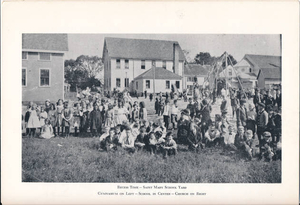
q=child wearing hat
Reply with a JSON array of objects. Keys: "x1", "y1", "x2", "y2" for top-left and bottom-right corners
[{"x1": 260, "y1": 131, "x2": 274, "y2": 162}]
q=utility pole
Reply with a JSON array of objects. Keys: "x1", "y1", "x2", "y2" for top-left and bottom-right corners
[
  {"x1": 152, "y1": 62, "x2": 156, "y2": 95},
  {"x1": 225, "y1": 52, "x2": 228, "y2": 91}
]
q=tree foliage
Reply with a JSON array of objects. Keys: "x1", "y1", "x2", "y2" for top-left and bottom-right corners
[
  {"x1": 65, "y1": 55, "x2": 104, "y2": 91},
  {"x1": 194, "y1": 52, "x2": 237, "y2": 68}
]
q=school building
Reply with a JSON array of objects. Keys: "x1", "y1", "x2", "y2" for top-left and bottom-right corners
[
  {"x1": 22, "y1": 34, "x2": 69, "y2": 102},
  {"x1": 102, "y1": 37, "x2": 186, "y2": 94}
]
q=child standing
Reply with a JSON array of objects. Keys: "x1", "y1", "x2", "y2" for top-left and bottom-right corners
[
  {"x1": 56, "y1": 99, "x2": 64, "y2": 136},
  {"x1": 105, "y1": 103, "x2": 116, "y2": 128},
  {"x1": 139, "y1": 101, "x2": 147, "y2": 121},
  {"x1": 62, "y1": 101, "x2": 73, "y2": 138},
  {"x1": 48, "y1": 103, "x2": 57, "y2": 136},
  {"x1": 39, "y1": 106, "x2": 48, "y2": 133},
  {"x1": 89, "y1": 102, "x2": 102, "y2": 138},
  {"x1": 171, "y1": 100, "x2": 179, "y2": 129},
  {"x1": 73, "y1": 103, "x2": 81, "y2": 136},
  {"x1": 24, "y1": 102, "x2": 33, "y2": 137},
  {"x1": 27, "y1": 103, "x2": 40, "y2": 138}
]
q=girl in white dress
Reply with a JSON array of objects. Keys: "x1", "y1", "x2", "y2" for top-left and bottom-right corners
[
  {"x1": 27, "y1": 103, "x2": 40, "y2": 138},
  {"x1": 115, "y1": 99, "x2": 129, "y2": 125},
  {"x1": 39, "y1": 106, "x2": 48, "y2": 132},
  {"x1": 40, "y1": 118, "x2": 54, "y2": 139}
]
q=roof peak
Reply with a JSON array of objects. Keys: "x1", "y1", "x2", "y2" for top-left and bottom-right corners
[{"x1": 104, "y1": 37, "x2": 179, "y2": 44}]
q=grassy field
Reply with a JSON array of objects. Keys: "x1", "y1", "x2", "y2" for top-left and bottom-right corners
[{"x1": 22, "y1": 95, "x2": 281, "y2": 183}]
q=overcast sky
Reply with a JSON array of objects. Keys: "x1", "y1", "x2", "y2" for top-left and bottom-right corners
[{"x1": 65, "y1": 34, "x2": 281, "y2": 62}]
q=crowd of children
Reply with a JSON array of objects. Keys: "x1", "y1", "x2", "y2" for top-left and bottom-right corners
[{"x1": 22, "y1": 86, "x2": 281, "y2": 161}]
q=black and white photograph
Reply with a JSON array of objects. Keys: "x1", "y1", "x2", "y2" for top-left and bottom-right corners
[
  {"x1": 2, "y1": 1, "x2": 299, "y2": 204},
  {"x1": 21, "y1": 34, "x2": 282, "y2": 183}
]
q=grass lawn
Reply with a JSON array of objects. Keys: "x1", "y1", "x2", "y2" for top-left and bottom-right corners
[{"x1": 22, "y1": 95, "x2": 281, "y2": 183}]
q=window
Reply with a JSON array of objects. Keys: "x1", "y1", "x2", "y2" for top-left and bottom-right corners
[
  {"x1": 228, "y1": 69, "x2": 232, "y2": 76},
  {"x1": 116, "y1": 59, "x2": 121, "y2": 69},
  {"x1": 125, "y1": 78, "x2": 129, "y2": 88},
  {"x1": 136, "y1": 81, "x2": 138, "y2": 90},
  {"x1": 166, "y1": 80, "x2": 170, "y2": 89},
  {"x1": 40, "y1": 69, "x2": 50, "y2": 87},
  {"x1": 176, "y1": 81, "x2": 180, "y2": 89},
  {"x1": 22, "y1": 52, "x2": 28, "y2": 60},
  {"x1": 249, "y1": 68, "x2": 252, "y2": 73},
  {"x1": 163, "y1": 61, "x2": 166, "y2": 69},
  {"x1": 39, "y1": 53, "x2": 51, "y2": 61},
  {"x1": 125, "y1": 59, "x2": 129, "y2": 69},
  {"x1": 116, "y1": 78, "x2": 120, "y2": 87},
  {"x1": 146, "y1": 80, "x2": 150, "y2": 89},
  {"x1": 141, "y1": 60, "x2": 145, "y2": 69},
  {"x1": 22, "y1": 68, "x2": 27, "y2": 86}
]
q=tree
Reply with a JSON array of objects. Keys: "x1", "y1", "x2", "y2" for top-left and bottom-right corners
[
  {"x1": 222, "y1": 54, "x2": 237, "y2": 68},
  {"x1": 64, "y1": 55, "x2": 104, "y2": 91},
  {"x1": 194, "y1": 52, "x2": 212, "y2": 65}
]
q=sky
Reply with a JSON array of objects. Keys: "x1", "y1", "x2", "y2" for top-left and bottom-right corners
[{"x1": 65, "y1": 34, "x2": 281, "y2": 62}]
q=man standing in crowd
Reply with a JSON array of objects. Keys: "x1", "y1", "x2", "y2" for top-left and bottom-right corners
[
  {"x1": 256, "y1": 102, "x2": 268, "y2": 151},
  {"x1": 236, "y1": 99, "x2": 247, "y2": 129}
]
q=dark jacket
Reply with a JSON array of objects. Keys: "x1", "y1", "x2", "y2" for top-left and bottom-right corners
[{"x1": 90, "y1": 109, "x2": 102, "y2": 130}]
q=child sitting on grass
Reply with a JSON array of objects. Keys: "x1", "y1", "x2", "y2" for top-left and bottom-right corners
[
  {"x1": 147, "y1": 132, "x2": 158, "y2": 155},
  {"x1": 260, "y1": 132, "x2": 274, "y2": 162},
  {"x1": 242, "y1": 130, "x2": 255, "y2": 161},
  {"x1": 204, "y1": 122, "x2": 221, "y2": 147},
  {"x1": 134, "y1": 126, "x2": 147, "y2": 150},
  {"x1": 100, "y1": 128, "x2": 118, "y2": 152},
  {"x1": 161, "y1": 132, "x2": 177, "y2": 158},
  {"x1": 40, "y1": 118, "x2": 54, "y2": 139},
  {"x1": 221, "y1": 125, "x2": 237, "y2": 152}
]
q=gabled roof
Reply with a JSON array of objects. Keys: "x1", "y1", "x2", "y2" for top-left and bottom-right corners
[
  {"x1": 104, "y1": 37, "x2": 186, "y2": 61},
  {"x1": 22, "y1": 34, "x2": 68, "y2": 52},
  {"x1": 258, "y1": 67, "x2": 281, "y2": 79},
  {"x1": 184, "y1": 64, "x2": 209, "y2": 76},
  {"x1": 134, "y1": 67, "x2": 182, "y2": 80},
  {"x1": 244, "y1": 54, "x2": 281, "y2": 69}
]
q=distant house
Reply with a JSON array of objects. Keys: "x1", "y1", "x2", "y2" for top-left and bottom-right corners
[
  {"x1": 233, "y1": 54, "x2": 281, "y2": 89},
  {"x1": 102, "y1": 37, "x2": 186, "y2": 92},
  {"x1": 257, "y1": 67, "x2": 281, "y2": 89},
  {"x1": 22, "y1": 34, "x2": 68, "y2": 102},
  {"x1": 134, "y1": 67, "x2": 182, "y2": 94},
  {"x1": 183, "y1": 64, "x2": 209, "y2": 94},
  {"x1": 219, "y1": 65, "x2": 237, "y2": 79},
  {"x1": 234, "y1": 54, "x2": 281, "y2": 76}
]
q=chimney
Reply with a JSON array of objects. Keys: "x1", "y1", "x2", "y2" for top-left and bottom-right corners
[{"x1": 173, "y1": 42, "x2": 180, "y2": 74}]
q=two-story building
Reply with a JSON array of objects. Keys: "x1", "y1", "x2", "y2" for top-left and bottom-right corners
[
  {"x1": 102, "y1": 37, "x2": 186, "y2": 93},
  {"x1": 22, "y1": 34, "x2": 68, "y2": 103}
]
